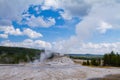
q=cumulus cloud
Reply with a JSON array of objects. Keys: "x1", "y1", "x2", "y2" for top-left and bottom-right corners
[
  {"x1": 77, "y1": 42, "x2": 120, "y2": 54},
  {"x1": 0, "y1": 0, "x2": 56, "y2": 28},
  {"x1": 23, "y1": 28, "x2": 43, "y2": 38},
  {"x1": 0, "y1": 0, "x2": 43, "y2": 26},
  {"x1": 76, "y1": 0, "x2": 120, "y2": 39},
  {"x1": 0, "y1": 34, "x2": 8, "y2": 38},
  {"x1": 97, "y1": 21, "x2": 112, "y2": 34},
  {"x1": 0, "y1": 26, "x2": 22, "y2": 36},
  {"x1": 42, "y1": 0, "x2": 120, "y2": 38},
  {"x1": 53, "y1": 38, "x2": 120, "y2": 54},
  {"x1": 25, "y1": 16, "x2": 55, "y2": 27},
  {"x1": 0, "y1": 26, "x2": 42, "y2": 38},
  {"x1": 52, "y1": 36, "x2": 79, "y2": 53},
  {"x1": 34, "y1": 40, "x2": 52, "y2": 48},
  {"x1": 0, "y1": 39, "x2": 52, "y2": 49},
  {"x1": 52, "y1": 0, "x2": 120, "y2": 54},
  {"x1": 0, "y1": 0, "x2": 90, "y2": 26},
  {"x1": 0, "y1": 0, "x2": 120, "y2": 54},
  {"x1": 43, "y1": 0, "x2": 91, "y2": 20}
]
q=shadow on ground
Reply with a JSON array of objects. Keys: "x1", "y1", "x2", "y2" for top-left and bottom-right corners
[{"x1": 88, "y1": 74, "x2": 120, "y2": 80}]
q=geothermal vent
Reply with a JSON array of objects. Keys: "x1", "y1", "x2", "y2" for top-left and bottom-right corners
[
  {"x1": 41, "y1": 51, "x2": 74, "y2": 66},
  {"x1": 26, "y1": 50, "x2": 74, "y2": 67},
  {"x1": 46, "y1": 55, "x2": 74, "y2": 66}
]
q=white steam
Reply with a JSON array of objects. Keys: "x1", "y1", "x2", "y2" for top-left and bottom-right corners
[{"x1": 40, "y1": 50, "x2": 53, "y2": 62}]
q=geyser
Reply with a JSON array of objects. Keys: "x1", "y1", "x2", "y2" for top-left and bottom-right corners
[
  {"x1": 40, "y1": 50, "x2": 54, "y2": 62},
  {"x1": 39, "y1": 50, "x2": 74, "y2": 66},
  {"x1": 26, "y1": 50, "x2": 74, "y2": 67}
]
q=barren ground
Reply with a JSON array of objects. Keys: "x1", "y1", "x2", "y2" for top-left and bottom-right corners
[{"x1": 0, "y1": 57, "x2": 120, "y2": 80}]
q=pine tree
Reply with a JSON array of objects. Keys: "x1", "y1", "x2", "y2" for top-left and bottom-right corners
[
  {"x1": 103, "y1": 51, "x2": 120, "y2": 67},
  {"x1": 91, "y1": 58, "x2": 98, "y2": 66},
  {"x1": 82, "y1": 61, "x2": 87, "y2": 65},
  {"x1": 97, "y1": 58, "x2": 101, "y2": 66},
  {"x1": 87, "y1": 60, "x2": 90, "y2": 65}
]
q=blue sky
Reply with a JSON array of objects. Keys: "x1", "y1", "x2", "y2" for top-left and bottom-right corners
[{"x1": 0, "y1": 0, "x2": 120, "y2": 54}]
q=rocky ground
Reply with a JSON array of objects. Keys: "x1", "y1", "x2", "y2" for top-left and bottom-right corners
[{"x1": 0, "y1": 57, "x2": 120, "y2": 80}]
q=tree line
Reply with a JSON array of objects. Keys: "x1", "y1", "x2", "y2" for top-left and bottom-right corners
[
  {"x1": 82, "y1": 51, "x2": 120, "y2": 67},
  {"x1": 82, "y1": 58, "x2": 101, "y2": 66},
  {"x1": 103, "y1": 51, "x2": 120, "y2": 66},
  {"x1": 0, "y1": 46, "x2": 42, "y2": 64}
]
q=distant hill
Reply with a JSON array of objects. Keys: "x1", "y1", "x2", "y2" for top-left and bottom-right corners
[
  {"x1": 69, "y1": 54, "x2": 103, "y2": 57},
  {"x1": 68, "y1": 54, "x2": 103, "y2": 59},
  {"x1": 0, "y1": 46, "x2": 43, "y2": 64}
]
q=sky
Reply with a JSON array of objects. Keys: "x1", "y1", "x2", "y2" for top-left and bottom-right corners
[{"x1": 0, "y1": 0, "x2": 120, "y2": 54}]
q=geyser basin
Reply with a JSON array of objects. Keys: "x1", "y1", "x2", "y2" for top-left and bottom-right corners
[
  {"x1": 26, "y1": 51, "x2": 75, "y2": 67},
  {"x1": 45, "y1": 56, "x2": 74, "y2": 66},
  {"x1": 1, "y1": 51, "x2": 119, "y2": 80},
  {"x1": 25, "y1": 50, "x2": 75, "y2": 68},
  {"x1": 1, "y1": 62, "x2": 120, "y2": 80}
]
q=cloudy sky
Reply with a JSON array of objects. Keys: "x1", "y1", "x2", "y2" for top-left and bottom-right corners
[{"x1": 0, "y1": 0, "x2": 120, "y2": 54}]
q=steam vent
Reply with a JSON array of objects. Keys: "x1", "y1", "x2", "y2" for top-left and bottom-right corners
[
  {"x1": 40, "y1": 50, "x2": 74, "y2": 66},
  {"x1": 45, "y1": 53, "x2": 74, "y2": 66}
]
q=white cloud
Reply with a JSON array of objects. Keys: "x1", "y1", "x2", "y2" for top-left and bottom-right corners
[
  {"x1": 0, "y1": 0, "x2": 44, "y2": 26},
  {"x1": 1, "y1": 0, "x2": 120, "y2": 54},
  {"x1": 0, "y1": 34, "x2": 8, "y2": 38},
  {"x1": 0, "y1": 0, "x2": 58, "y2": 28},
  {"x1": 52, "y1": 0, "x2": 120, "y2": 54},
  {"x1": 0, "y1": 0, "x2": 56, "y2": 28},
  {"x1": 1, "y1": 38, "x2": 119, "y2": 54},
  {"x1": 5, "y1": 27, "x2": 22, "y2": 36},
  {"x1": 97, "y1": 21, "x2": 112, "y2": 34},
  {"x1": 26, "y1": 16, "x2": 56, "y2": 27},
  {"x1": 34, "y1": 40, "x2": 52, "y2": 48},
  {"x1": 0, "y1": 26, "x2": 42, "y2": 38},
  {"x1": 53, "y1": 38, "x2": 120, "y2": 54},
  {"x1": 23, "y1": 28, "x2": 43, "y2": 38},
  {"x1": 0, "y1": 39, "x2": 52, "y2": 49},
  {"x1": 76, "y1": 0, "x2": 120, "y2": 39},
  {"x1": 0, "y1": 26, "x2": 22, "y2": 36},
  {"x1": 60, "y1": 11, "x2": 72, "y2": 20},
  {"x1": 42, "y1": 0, "x2": 59, "y2": 10},
  {"x1": 43, "y1": 0, "x2": 91, "y2": 20},
  {"x1": 52, "y1": 36, "x2": 80, "y2": 53},
  {"x1": 78, "y1": 42, "x2": 120, "y2": 54},
  {"x1": 1, "y1": 0, "x2": 120, "y2": 27},
  {"x1": 44, "y1": 0, "x2": 120, "y2": 40}
]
